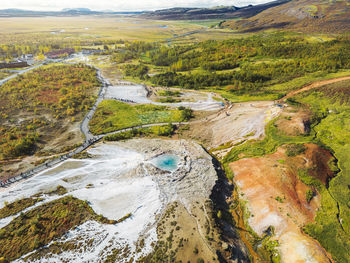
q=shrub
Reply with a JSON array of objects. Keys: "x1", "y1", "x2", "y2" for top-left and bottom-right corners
[
  {"x1": 285, "y1": 144, "x2": 306, "y2": 157},
  {"x1": 217, "y1": 210, "x2": 222, "y2": 219},
  {"x1": 306, "y1": 189, "x2": 315, "y2": 203},
  {"x1": 151, "y1": 123, "x2": 175, "y2": 136},
  {"x1": 275, "y1": 196, "x2": 284, "y2": 203},
  {"x1": 179, "y1": 107, "x2": 193, "y2": 121}
]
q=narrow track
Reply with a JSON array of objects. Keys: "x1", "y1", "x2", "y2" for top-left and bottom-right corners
[
  {"x1": 0, "y1": 63, "x2": 44, "y2": 86},
  {"x1": 279, "y1": 76, "x2": 350, "y2": 102},
  {"x1": 1, "y1": 66, "x2": 189, "y2": 188}
]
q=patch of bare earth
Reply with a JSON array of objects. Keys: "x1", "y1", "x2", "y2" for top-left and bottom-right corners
[
  {"x1": 180, "y1": 101, "x2": 281, "y2": 158},
  {"x1": 275, "y1": 107, "x2": 312, "y2": 136},
  {"x1": 229, "y1": 144, "x2": 335, "y2": 263}
]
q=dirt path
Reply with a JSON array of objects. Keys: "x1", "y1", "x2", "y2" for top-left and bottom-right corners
[
  {"x1": 0, "y1": 63, "x2": 44, "y2": 86},
  {"x1": 280, "y1": 76, "x2": 350, "y2": 101}
]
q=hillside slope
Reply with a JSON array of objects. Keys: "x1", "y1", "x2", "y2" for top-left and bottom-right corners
[
  {"x1": 224, "y1": 0, "x2": 350, "y2": 33},
  {"x1": 139, "y1": 0, "x2": 289, "y2": 20}
]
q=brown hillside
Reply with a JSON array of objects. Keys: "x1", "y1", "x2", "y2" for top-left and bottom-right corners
[{"x1": 224, "y1": 0, "x2": 350, "y2": 33}]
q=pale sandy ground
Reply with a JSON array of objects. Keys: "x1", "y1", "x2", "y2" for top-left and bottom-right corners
[
  {"x1": 181, "y1": 101, "x2": 282, "y2": 158},
  {"x1": 207, "y1": 101, "x2": 281, "y2": 147}
]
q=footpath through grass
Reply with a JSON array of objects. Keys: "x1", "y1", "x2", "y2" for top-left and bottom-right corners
[{"x1": 89, "y1": 100, "x2": 190, "y2": 135}]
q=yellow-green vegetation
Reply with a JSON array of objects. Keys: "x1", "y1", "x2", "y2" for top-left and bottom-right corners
[
  {"x1": 116, "y1": 213, "x2": 132, "y2": 223},
  {"x1": 121, "y1": 33, "x2": 350, "y2": 102},
  {"x1": 104, "y1": 124, "x2": 176, "y2": 141},
  {"x1": 0, "y1": 63, "x2": 99, "y2": 118},
  {"x1": 46, "y1": 185, "x2": 68, "y2": 196},
  {"x1": 0, "y1": 64, "x2": 99, "y2": 160},
  {"x1": 155, "y1": 90, "x2": 182, "y2": 103},
  {"x1": 285, "y1": 144, "x2": 307, "y2": 157},
  {"x1": 157, "y1": 90, "x2": 181, "y2": 97},
  {"x1": 156, "y1": 97, "x2": 181, "y2": 103},
  {"x1": 176, "y1": 19, "x2": 224, "y2": 28},
  {"x1": 223, "y1": 120, "x2": 315, "y2": 176},
  {"x1": 89, "y1": 100, "x2": 190, "y2": 135},
  {"x1": 292, "y1": 80, "x2": 350, "y2": 263},
  {"x1": 0, "y1": 17, "x2": 207, "y2": 46},
  {"x1": 0, "y1": 196, "x2": 115, "y2": 262},
  {"x1": 0, "y1": 71, "x2": 11, "y2": 80},
  {"x1": 265, "y1": 69, "x2": 350, "y2": 95},
  {"x1": 0, "y1": 197, "x2": 43, "y2": 219},
  {"x1": 306, "y1": 189, "x2": 315, "y2": 203},
  {"x1": 261, "y1": 239, "x2": 281, "y2": 263}
]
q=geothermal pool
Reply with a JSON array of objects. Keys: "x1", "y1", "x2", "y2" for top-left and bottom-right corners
[
  {"x1": 151, "y1": 154, "x2": 179, "y2": 172},
  {"x1": 1, "y1": 139, "x2": 217, "y2": 263}
]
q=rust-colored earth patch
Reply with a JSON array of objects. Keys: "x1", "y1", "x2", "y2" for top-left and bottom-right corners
[{"x1": 229, "y1": 144, "x2": 334, "y2": 263}]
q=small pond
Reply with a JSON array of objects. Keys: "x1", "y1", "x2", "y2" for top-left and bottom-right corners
[{"x1": 151, "y1": 154, "x2": 179, "y2": 172}]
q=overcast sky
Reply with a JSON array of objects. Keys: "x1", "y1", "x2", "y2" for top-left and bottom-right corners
[{"x1": 0, "y1": 0, "x2": 272, "y2": 11}]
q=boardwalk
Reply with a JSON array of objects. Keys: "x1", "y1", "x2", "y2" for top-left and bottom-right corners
[
  {"x1": 0, "y1": 63, "x2": 44, "y2": 86},
  {"x1": 1, "y1": 65, "x2": 188, "y2": 188},
  {"x1": 0, "y1": 122, "x2": 188, "y2": 187}
]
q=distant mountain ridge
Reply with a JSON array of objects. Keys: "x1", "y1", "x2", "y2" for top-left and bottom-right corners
[
  {"x1": 0, "y1": 1, "x2": 290, "y2": 19},
  {"x1": 140, "y1": 0, "x2": 290, "y2": 20},
  {"x1": 0, "y1": 8, "x2": 141, "y2": 17},
  {"x1": 61, "y1": 8, "x2": 92, "y2": 12}
]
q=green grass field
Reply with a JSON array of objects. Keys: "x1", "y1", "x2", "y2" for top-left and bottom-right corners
[{"x1": 89, "y1": 100, "x2": 187, "y2": 135}]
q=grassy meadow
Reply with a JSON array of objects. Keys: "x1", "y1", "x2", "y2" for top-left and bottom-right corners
[{"x1": 89, "y1": 100, "x2": 189, "y2": 135}]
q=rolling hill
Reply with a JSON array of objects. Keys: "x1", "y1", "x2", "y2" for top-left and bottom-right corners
[
  {"x1": 139, "y1": 0, "x2": 290, "y2": 20},
  {"x1": 224, "y1": 0, "x2": 350, "y2": 33}
]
